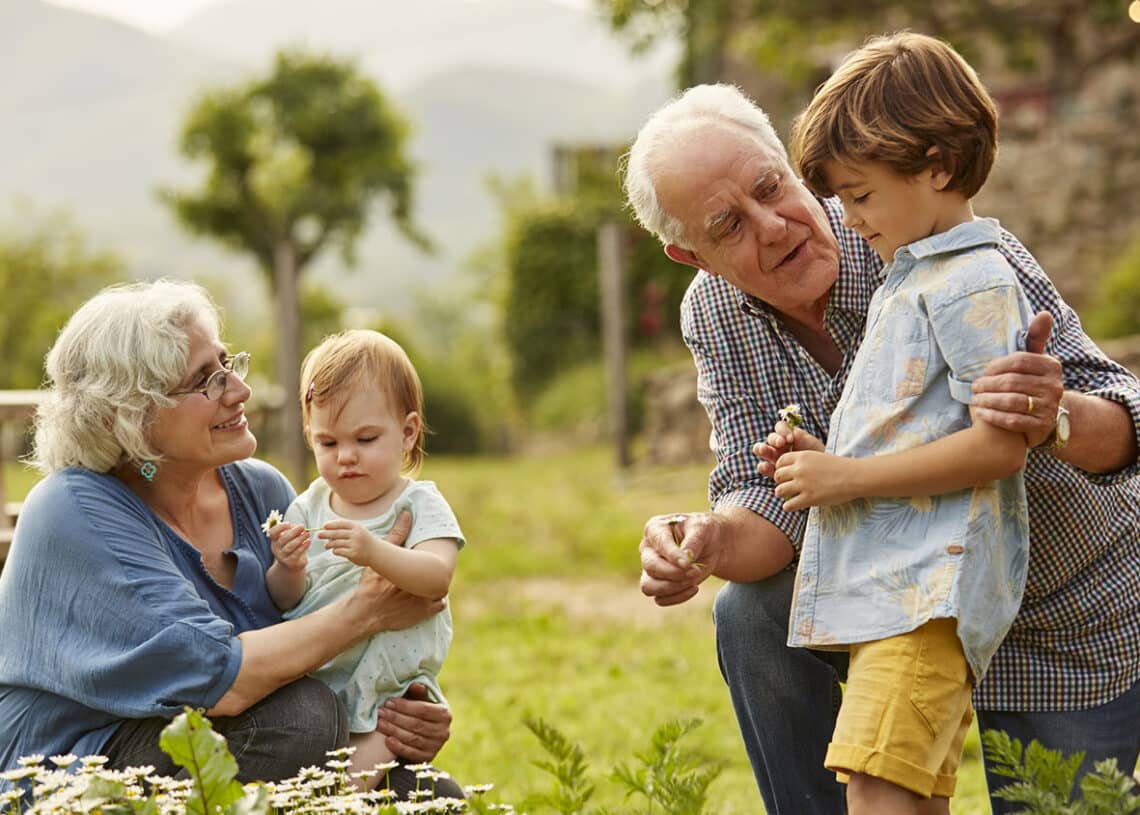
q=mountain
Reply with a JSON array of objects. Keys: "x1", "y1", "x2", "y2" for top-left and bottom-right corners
[
  {"x1": 169, "y1": 0, "x2": 676, "y2": 93},
  {"x1": 0, "y1": 0, "x2": 675, "y2": 314},
  {"x1": 0, "y1": 0, "x2": 247, "y2": 283}
]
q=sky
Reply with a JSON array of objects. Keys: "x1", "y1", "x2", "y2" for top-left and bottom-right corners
[{"x1": 46, "y1": 0, "x2": 591, "y2": 34}]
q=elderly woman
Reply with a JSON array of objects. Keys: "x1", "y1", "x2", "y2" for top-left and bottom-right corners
[{"x1": 0, "y1": 280, "x2": 459, "y2": 797}]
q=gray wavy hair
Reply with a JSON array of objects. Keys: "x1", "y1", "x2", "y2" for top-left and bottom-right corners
[
  {"x1": 30, "y1": 279, "x2": 222, "y2": 474},
  {"x1": 622, "y1": 83, "x2": 788, "y2": 248}
]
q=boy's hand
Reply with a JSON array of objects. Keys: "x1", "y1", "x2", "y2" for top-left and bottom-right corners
[
  {"x1": 269, "y1": 522, "x2": 309, "y2": 571},
  {"x1": 321, "y1": 520, "x2": 382, "y2": 568},
  {"x1": 772, "y1": 450, "x2": 854, "y2": 510},
  {"x1": 754, "y1": 421, "x2": 826, "y2": 478}
]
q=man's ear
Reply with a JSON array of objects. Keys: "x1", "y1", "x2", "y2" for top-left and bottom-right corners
[
  {"x1": 925, "y1": 145, "x2": 953, "y2": 191},
  {"x1": 665, "y1": 243, "x2": 704, "y2": 269}
]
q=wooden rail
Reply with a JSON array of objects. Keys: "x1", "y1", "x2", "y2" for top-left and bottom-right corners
[{"x1": 0, "y1": 391, "x2": 41, "y2": 567}]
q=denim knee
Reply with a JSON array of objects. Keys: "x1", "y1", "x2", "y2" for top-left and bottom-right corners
[
  {"x1": 219, "y1": 677, "x2": 348, "y2": 781},
  {"x1": 714, "y1": 574, "x2": 794, "y2": 646}
]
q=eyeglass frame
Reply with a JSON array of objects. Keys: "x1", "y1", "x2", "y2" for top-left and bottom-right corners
[{"x1": 168, "y1": 352, "x2": 251, "y2": 401}]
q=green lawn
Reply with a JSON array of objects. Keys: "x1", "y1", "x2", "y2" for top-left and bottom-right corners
[{"x1": 4, "y1": 451, "x2": 994, "y2": 813}]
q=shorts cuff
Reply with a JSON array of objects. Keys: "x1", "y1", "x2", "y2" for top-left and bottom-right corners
[{"x1": 826, "y1": 742, "x2": 955, "y2": 798}]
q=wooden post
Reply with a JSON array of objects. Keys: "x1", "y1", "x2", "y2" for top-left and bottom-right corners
[{"x1": 598, "y1": 221, "x2": 631, "y2": 470}]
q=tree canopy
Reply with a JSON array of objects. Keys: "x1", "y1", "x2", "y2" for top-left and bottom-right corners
[{"x1": 160, "y1": 49, "x2": 427, "y2": 483}]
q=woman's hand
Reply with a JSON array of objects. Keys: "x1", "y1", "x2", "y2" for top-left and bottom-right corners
[{"x1": 376, "y1": 682, "x2": 451, "y2": 762}]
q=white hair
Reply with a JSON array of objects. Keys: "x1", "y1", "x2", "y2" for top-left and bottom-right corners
[
  {"x1": 622, "y1": 83, "x2": 789, "y2": 248},
  {"x1": 30, "y1": 279, "x2": 222, "y2": 474}
]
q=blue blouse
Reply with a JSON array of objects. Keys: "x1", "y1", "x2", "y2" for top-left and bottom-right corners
[{"x1": 0, "y1": 458, "x2": 294, "y2": 777}]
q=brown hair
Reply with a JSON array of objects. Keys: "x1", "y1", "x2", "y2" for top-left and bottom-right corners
[
  {"x1": 300, "y1": 329, "x2": 427, "y2": 472},
  {"x1": 791, "y1": 31, "x2": 998, "y2": 199}
]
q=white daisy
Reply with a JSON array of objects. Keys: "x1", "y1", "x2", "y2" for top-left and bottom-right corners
[
  {"x1": 778, "y1": 403, "x2": 804, "y2": 429},
  {"x1": 261, "y1": 509, "x2": 284, "y2": 536}
]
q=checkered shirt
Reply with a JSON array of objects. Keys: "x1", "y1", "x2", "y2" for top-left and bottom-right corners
[{"x1": 681, "y1": 195, "x2": 1140, "y2": 711}]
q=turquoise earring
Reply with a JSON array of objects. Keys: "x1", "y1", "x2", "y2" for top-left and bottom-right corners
[{"x1": 139, "y1": 461, "x2": 157, "y2": 482}]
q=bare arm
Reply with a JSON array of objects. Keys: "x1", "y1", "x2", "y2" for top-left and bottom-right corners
[
  {"x1": 639, "y1": 506, "x2": 795, "y2": 606},
  {"x1": 773, "y1": 412, "x2": 1027, "y2": 511},
  {"x1": 265, "y1": 522, "x2": 310, "y2": 611},
  {"x1": 321, "y1": 520, "x2": 458, "y2": 599},
  {"x1": 1056, "y1": 390, "x2": 1137, "y2": 472}
]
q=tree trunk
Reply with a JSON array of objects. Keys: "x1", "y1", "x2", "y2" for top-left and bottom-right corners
[{"x1": 273, "y1": 238, "x2": 307, "y2": 489}]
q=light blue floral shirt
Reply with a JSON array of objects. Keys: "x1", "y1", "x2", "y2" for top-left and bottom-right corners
[{"x1": 787, "y1": 218, "x2": 1033, "y2": 682}]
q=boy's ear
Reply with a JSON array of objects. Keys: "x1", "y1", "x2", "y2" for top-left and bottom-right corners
[{"x1": 925, "y1": 145, "x2": 953, "y2": 191}]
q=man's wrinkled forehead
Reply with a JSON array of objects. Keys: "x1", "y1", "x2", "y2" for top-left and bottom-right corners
[{"x1": 656, "y1": 122, "x2": 784, "y2": 224}]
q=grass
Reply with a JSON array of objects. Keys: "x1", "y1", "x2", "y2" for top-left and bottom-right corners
[{"x1": 4, "y1": 450, "x2": 994, "y2": 813}]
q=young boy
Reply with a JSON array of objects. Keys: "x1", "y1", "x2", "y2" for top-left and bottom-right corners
[{"x1": 758, "y1": 32, "x2": 1034, "y2": 814}]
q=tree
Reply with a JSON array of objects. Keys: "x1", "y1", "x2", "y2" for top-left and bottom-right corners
[
  {"x1": 597, "y1": 0, "x2": 1140, "y2": 109},
  {"x1": 161, "y1": 49, "x2": 429, "y2": 485},
  {"x1": 0, "y1": 210, "x2": 122, "y2": 389}
]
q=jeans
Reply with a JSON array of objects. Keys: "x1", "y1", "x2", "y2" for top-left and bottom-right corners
[
  {"x1": 102, "y1": 677, "x2": 349, "y2": 782},
  {"x1": 978, "y1": 679, "x2": 1140, "y2": 814},
  {"x1": 713, "y1": 573, "x2": 1140, "y2": 814}
]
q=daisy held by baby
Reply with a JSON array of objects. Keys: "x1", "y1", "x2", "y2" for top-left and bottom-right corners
[{"x1": 264, "y1": 330, "x2": 464, "y2": 793}]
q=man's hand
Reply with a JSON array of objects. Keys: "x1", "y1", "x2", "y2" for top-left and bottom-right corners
[
  {"x1": 971, "y1": 311, "x2": 1062, "y2": 448},
  {"x1": 321, "y1": 519, "x2": 382, "y2": 568},
  {"x1": 772, "y1": 451, "x2": 856, "y2": 511},
  {"x1": 376, "y1": 682, "x2": 451, "y2": 762},
  {"x1": 268, "y1": 522, "x2": 309, "y2": 572},
  {"x1": 639, "y1": 512, "x2": 722, "y2": 606},
  {"x1": 753, "y1": 421, "x2": 826, "y2": 479}
]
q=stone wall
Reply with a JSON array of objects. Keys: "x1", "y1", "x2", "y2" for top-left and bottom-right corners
[
  {"x1": 640, "y1": 364, "x2": 711, "y2": 466},
  {"x1": 975, "y1": 62, "x2": 1140, "y2": 310}
]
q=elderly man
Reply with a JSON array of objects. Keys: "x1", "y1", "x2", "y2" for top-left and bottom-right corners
[{"x1": 628, "y1": 83, "x2": 1140, "y2": 815}]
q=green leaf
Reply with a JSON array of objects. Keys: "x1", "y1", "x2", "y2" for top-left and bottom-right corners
[{"x1": 159, "y1": 708, "x2": 246, "y2": 815}]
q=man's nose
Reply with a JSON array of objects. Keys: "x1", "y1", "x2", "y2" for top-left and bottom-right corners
[{"x1": 744, "y1": 201, "x2": 787, "y2": 242}]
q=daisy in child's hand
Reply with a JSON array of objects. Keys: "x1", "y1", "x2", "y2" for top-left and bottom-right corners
[
  {"x1": 263, "y1": 510, "x2": 310, "y2": 572},
  {"x1": 261, "y1": 509, "x2": 284, "y2": 536},
  {"x1": 752, "y1": 402, "x2": 826, "y2": 479},
  {"x1": 778, "y1": 403, "x2": 804, "y2": 430}
]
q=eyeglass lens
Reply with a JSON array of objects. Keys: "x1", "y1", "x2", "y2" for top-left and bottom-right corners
[{"x1": 204, "y1": 353, "x2": 250, "y2": 399}]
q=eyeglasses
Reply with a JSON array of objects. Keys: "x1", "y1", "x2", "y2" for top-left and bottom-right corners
[{"x1": 169, "y1": 352, "x2": 251, "y2": 401}]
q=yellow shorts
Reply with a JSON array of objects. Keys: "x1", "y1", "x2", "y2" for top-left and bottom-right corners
[{"x1": 826, "y1": 617, "x2": 974, "y2": 798}]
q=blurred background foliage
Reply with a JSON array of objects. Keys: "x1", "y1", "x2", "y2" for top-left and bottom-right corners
[
  {"x1": 0, "y1": 209, "x2": 124, "y2": 389},
  {"x1": 1, "y1": 0, "x2": 1137, "y2": 468}
]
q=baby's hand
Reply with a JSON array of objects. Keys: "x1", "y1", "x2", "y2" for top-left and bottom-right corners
[
  {"x1": 269, "y1": 522, "x2": 310, "y2": 571},
  {"x1": 754, "y1": 421, "x2": 825, "y2": 478},
  {"x1": 320, "y1": 520, "x2": 379, "y2": 568}
]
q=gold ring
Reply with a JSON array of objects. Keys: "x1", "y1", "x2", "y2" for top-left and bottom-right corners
[{"x1": 1027, "y1": 395, "x2": 1035, "y2": 415}]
